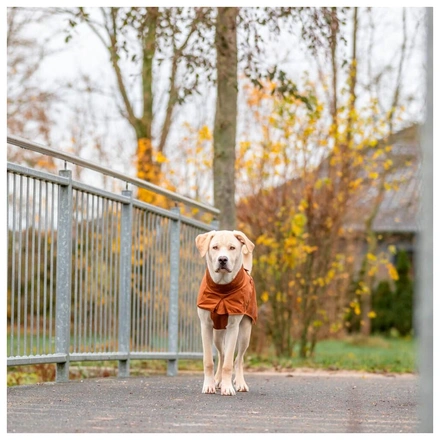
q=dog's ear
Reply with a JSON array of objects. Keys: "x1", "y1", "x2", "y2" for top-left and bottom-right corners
[
  {"x1": 233, "y1": 230, "x2": 254, "y2": 272},
  {"x1": 195, "y1": 231, "x2": 217, "y2": 258},
  {"x1": 233, "y1": 230, "x2": 255, "y2": 254}
]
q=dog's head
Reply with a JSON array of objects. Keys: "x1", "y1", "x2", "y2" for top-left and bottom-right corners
[{"x1": 195, "y1": 230, "x2": 255, "y2": 278}]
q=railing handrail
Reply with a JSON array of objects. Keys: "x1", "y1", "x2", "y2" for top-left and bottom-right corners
[{"x1": 7, "y1": 134, "x2": 220, "y2": 215}]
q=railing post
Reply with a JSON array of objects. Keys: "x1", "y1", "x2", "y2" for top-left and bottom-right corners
[
  {"x1": 118, "y1": 190, "x2": 133, "y2": 377},
  {"x1": 167, "y1": 206, "x2": 181, "y2": 376},
  {"x1": 55, "y1": 169, "x2": 73, "y2": 382}
]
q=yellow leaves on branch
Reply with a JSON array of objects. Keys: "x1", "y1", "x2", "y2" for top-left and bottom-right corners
[
  {"x1": 387, "y1": 262, "x2": 399, "y2": 281},
  {"x1": 154, "y1": 151, "x2": 168, "y2": 164},
  {"x1": 198, "y1": 125, "x2": 212, "y2": 142}
]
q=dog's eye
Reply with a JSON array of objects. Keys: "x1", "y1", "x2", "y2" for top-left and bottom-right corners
[
  {"x1": 229, "y1": 246, "x2": 236, "y2": 250},
  {"x1": 212, "y1": 245, "x2": 219, "y2": 250}
]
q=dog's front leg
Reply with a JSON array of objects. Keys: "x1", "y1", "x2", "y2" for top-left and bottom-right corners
[
  {"x1": 221, "y1": 314, "x2": 244, "y2": 396},
  {"x1": 197, "y1": 308, "x2": 216, "y2": 394}
]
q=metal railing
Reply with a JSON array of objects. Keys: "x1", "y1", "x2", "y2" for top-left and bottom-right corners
[{"x1": 7, "y1": 137, "x2": 216, "y2": 382}]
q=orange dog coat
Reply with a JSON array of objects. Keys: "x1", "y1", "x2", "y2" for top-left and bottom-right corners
[{"x1": 197, "y1": 266, "x2": 258, "y2": 330}]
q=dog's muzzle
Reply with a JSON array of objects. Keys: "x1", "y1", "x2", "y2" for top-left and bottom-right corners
[{"x1": 216, "y1": 256, "x2": 232, "y2": 273}]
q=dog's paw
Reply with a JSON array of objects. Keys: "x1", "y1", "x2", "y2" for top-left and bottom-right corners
[
  {"x1": 234, "y1": 380, "x2": 249, "y2": 392},
  {"x1": 221, "y1": 382, "x2": 236, "y2": 396},
  {"x1": 202, "y1": 380, "x2": 216, "y2": 394}
]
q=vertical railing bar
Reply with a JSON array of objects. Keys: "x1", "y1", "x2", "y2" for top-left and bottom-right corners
[
  {"x1": 98, "y1": 196, "x2": 105, "y2": 352},
  {"x1": 23, "y1": 177, "x2": 30, "y2": 355},
  {"x1": 107, "y1": 198, "x2": 113, "y2": 352},
  {"x1": 135, "y1": 209, "x2": 142, "y2": 351},
  {"x1": 160, "y1": 218, "x2": 166, "y2": 352},
  {"x1": 130, "y1": 209, "x2": 136, "y2": 351},
  {"x1": 164, "y1": 218, "x2": 171, "y2": 352},
  {"x1": 184, "y1": 226, "x2": 190, "y2": 352},
  {"x1": 30, "y1": 178, "x2": 36, "y2": 355},
  {"x1": 146, "y1": 211, "x2": 154, "y2": 351},
  {"x1": 152, "y1": 214, "x2": 160, "y2": 351},
  {"x1": 93, "y1": 196, "x2": 100, "y2": 352},
  {"x1": 148, "y1": 213, "x2": 155, "y2": 351},
  {"x1": 43, "y1": 181, "x2": 49, "y2": 353},
  {"x1": 102, "y1": 197, "x2": 108, "y2": 351},
  {"x1": 55, "y1": 169, "x2": 73, "y2": 382},
  {"x1": 180, "y1": 225, "x2": 185, "y2": 353},
  {"x1": 118, "y1": 190, "x2": 132, "y2": 377},
  {"x1": 161, "y1": 217, "x2": 168, "y2": 352},
  {"x1": 97, "y1": 195, "x2": 103, "y2": 352},
  {"x1": 73, "y1": 190, "x2": 80, "y2": 352},
  {"x1": 36, "y1": 179, "x2": 42, "y2": 354},
  {"x1": 84, "y1": 192, "x2": 90, "y2": 352},
  {"x1": 16, "y1": 175, "x2": 23, "y2": 356},
  {"x1": 6, "y1": 173, "x2": 10, "y2": 352},
  {"x1": 102, "y1": 197, "x2": 110, "y2": 352},
  {"x1": 185, "y1": 226, "x2": 190, "y2": 351},
  {"x1": 107, "y1": 201, "x2": 112, "y2": 352},
  {"x1": 10, "y1": 174, "x2": 16, "y2": 357},
  {"x1": 132, "y1": 209, "x2": 138, "y2": 351},
  {"x1": 190, "y1": 228, "x2": 196, "y2": 351},
  {"x1": 178, "y1": 225, "x2": 183, "y2": 353},
  {"x1": 131, "y1": 210, "x2": 137, "y2": 351},
  {"x1": 49, "y1": 183, "x2": 56, "y2": 353},
  {"x1": 138, "y1": 209, "x2": 143, "y2": 351},
  {"x1": 112, "y1": 202, "x2": 119, "y2": 351},
  {"x1": 140, "y1": 209, "x2": 147, "y2": 351},
  {"x1": 167, "y1": 207, "x2": 180, "y2": 376},
  {"x1": 89, "y1": 194, "x2": 95, "y2": 351},
  {"x1": 101, "y1": 198, "x2": 108, "y2": 352},
  {"x1": 183, "y1": 226, "x2": 189, "y2": 352},
  {"x1": 77, "y1": 190, "x2": 83, "y2": 353},
  {"x1": 108, "y1": 200, "x2": 115, "y2": 351}
]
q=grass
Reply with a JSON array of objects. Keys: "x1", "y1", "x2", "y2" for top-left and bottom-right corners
[
  {"x1": 7, "y1": 335, "x2": 416, "y2": 386},
  {"x1": 246, "y1": 335, "x2": 416, "y2": 374}
]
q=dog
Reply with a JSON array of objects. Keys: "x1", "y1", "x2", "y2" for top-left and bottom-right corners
[{"x1": 195, "y1": 230, "x2": 257, "y2": 396}]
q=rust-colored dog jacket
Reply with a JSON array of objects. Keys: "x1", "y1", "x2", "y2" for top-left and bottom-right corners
[{"x1": 197, "y1": 266, "x2": 258, "y2": 330}]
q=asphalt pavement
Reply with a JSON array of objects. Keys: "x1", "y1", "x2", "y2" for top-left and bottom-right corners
[{"x1": 7, "y1": 371, "x2": 420, "y2": 433}]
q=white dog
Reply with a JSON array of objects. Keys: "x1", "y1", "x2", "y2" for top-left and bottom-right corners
[{"x1": 195, "y1": 230, "x2": 257, "y2": 396}]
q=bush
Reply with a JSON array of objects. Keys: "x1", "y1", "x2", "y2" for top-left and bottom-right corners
[
  {"x1": 371, "y1": 280, "x2": 394, "y2": 334},
  {"x1": 393, "y1": 250, "x2": 413, "y2": 336},
  {"x1": 371, "y1": 249, "x2": 413, "y2": 336}
]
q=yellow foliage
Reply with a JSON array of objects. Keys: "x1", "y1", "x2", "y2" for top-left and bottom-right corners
[
  {"x1": 387, "y1": 263, "x2": 399, "y2": 281},
  {"x1": 367, "y1": 266, "x2": 377, "y2": 277},
  {"x1": 198, "y1": 125, "x2": 212, "y2": 142},
  {"x1": 154, "y1": 151, "x2": 168, "y2": 164},
  {"x1": 384, "y1": 159, "x2": 393, "y2": 170},
  {"x1": 261, "y1": 291, "x2": 269, "y2": 303}
]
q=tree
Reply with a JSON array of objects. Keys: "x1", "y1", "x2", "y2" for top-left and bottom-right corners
[
  {"x1": 7, "y1": 7, "x2": 59, "y2": 167},
  {"x1": 213, "y1": 7, "x2": 238, "y2": 229},
  {"x1": 66, "y1": 7, "x2": 214, "y2": 204}
]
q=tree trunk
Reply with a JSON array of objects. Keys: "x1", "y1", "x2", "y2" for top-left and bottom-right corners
[
  {"x1": 213, "y1": 7, "x2": 238, "y2": 229},
  {"x1": 137, "y1": 9, "x2": 163, "y2": 204}
]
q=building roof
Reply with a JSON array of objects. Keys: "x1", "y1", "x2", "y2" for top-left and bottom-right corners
[{"x1": 346, "y1": 124, "x2": 421, "y2": 234}]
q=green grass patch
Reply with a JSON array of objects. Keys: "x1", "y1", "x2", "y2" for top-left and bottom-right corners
[{"x1": 246, "y1": 336, "x2": 416, "y2": 373}]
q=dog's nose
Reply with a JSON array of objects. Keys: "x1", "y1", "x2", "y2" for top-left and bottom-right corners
[{"x1": 218, "y1": 256, "x2": 228, "y2": 266}]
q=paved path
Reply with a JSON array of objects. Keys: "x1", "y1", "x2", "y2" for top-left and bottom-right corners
[{"x1": 7, "y1": 372, "x2": 419, "y2": 433}]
